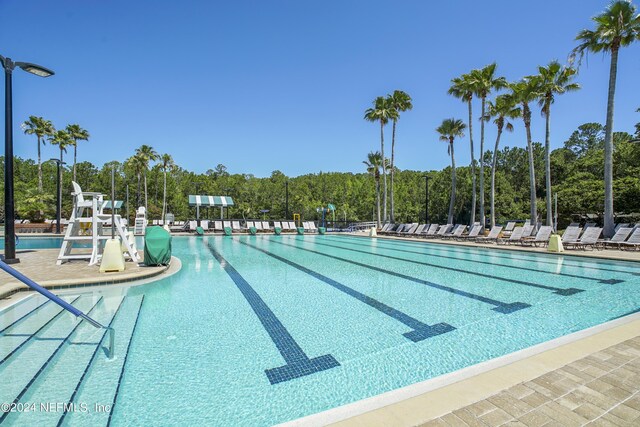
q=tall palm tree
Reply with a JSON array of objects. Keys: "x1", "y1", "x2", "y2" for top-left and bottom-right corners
[
  {"x1": 364, "y1": 96, "x2": 397, "y2": 223},
  {"x1": 510, "y1": 79, "x2": 540, "y2": 229},
  {"x1": 127, "y1": 154, "x2": 146, "y2": 207},
  {"x1": 48, "y1": 130, "x2": 73, "y2": 199},
  {"x1": 387, "y1": 90, "x2": 413, "y2": 223},
  {"x1": 448, "y1": 74, "x2": 477, "y2": 226},
  {"x1": 436, "y1": 118, "x2": 466, "y2": 224},
  {"x1": 485, "y1": 95, "x2": 521, "y2": 228},
  {"x1": 532, "y1": 61, "x2": 580, "y2": 227},
  {"x1": 134, "y1": 145, "x2": 158, "y2": 210},
  {"x1": 469, "y1": 63, "x2": 507, "y2": 228},
  {"x1": 572, "y1": 0, "x2": 640, "y2": 237},
  {"x1": 363, "y1": 151, "x2": 383, "y2": 227},
  {"x1": 21, "y1": 116, "x2": 54, "y2": 191},
  {"x1": 160, "y1": 153, "x2": 175, "y2": 223},
  {"x1": 65, "y1": 124, "x2": 90, "y2": 182}
]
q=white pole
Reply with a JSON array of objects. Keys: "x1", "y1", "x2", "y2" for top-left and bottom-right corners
[{"x1": 554, "y1": 192, "x2": 558, "y2": 232}]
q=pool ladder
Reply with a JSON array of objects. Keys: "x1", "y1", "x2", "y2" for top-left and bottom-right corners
[{"x1": 0, "y1": 260, "x2": 115, "y2": 358}]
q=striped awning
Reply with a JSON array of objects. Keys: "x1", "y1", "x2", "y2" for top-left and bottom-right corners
[
  {"x1": 102, "y1": 200, "x2": 123, "y2": 210},
  {"x1": 188, "y1": 195, "x2": 234, "y2": 207}
]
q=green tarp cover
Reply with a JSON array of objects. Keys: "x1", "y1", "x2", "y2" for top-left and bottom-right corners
[{"x1": 144, "y1": 226, "x2": 172, "y2": 266}]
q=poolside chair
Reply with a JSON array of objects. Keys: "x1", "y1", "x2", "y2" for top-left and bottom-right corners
[
  {"x1": 281, "y1": 221, "x2": 291, "y2": 231},
  {"x1": 246, "y1": 221, "x2": 254, "y2": 229},
  {"x1": 262, "y1": 221, "x2": 271, "y2": 231},
  {"x1": 601, "y1": 227, "x2": 633, "y2": 249},
  {"x1": 520, "y1": 226, "x2": 553, "y2": 247},
  {"x1": 457, "y1": 224, "x2": 482, "y2": 240},
  {"x1": 501, "y1": 221, "x2": 517, "y2": 236},
  {"x1": 442, "y1": 225, "x2": 466, "y2": 240},
  {"x1": 561, "y1": 226, "x2": 582, "y2": 244},
  {"x1": 620, "y1": 228, "x2": 640, "y2": 251},
  {"x1": 309, "y1": 222, "x2": 318, "y2": 233},
  {"x1": 583, "y1": 222, "x2": 597, "y2": 231},
  {"x1": 564, "y1": 227, "x2": 602, "y2": 250},
  {"x1": 273, "y1": 221, "x2": 281, "y2": 229},
  {"x1": 200, "y1": 220, "x2": 209, "y2": 230},
  {"x1": 398, "y1": 223, "x2": 422, "y2": 237},
  {"x1": 521, "y1": 224, "x2": 535, "y2": 238},
  {"x1": 302, "y1": 221, "x2": 311, "y2": 232},
  {"x1": 419, "y1": 224, "x2": 439, "y2": 238},
  {"x1": 497, "y1": 226, "x2": 524, "y2": 245},
  {"x1": 255, "y1": 221, "x2": 264, "y2": 231},
  {"x1": 397, "y1": 223, "x2": 418, "y2": 236},
  {"x1": 432, "y1": 224, "x2": 453, "y2": 239},
  {"x1": 287, "y1": 221, "x2": 296, "y2": 230},
  {"x1": 474, "y1": 226, "x2": 503, "y2": 243},
  {"x1": 188, "y1": 220, "x2": 197, "y2": 231},
  {"x1": 388, "y1": 223, "x2": 406, "y2": 235},
  {"x1": 380, "y1": 223, "x2": 392, "y2": 232},
  {"x1": 614, "y1": 223, "x2": 630, "y2": 232},
  {"x1": 233, "y1": 221, "x2": 244, "y2": 232}
]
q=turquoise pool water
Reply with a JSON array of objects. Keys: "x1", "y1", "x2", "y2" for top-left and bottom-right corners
[{"x1": 2, "y1": 234, "x2": 640, "y2": 426}]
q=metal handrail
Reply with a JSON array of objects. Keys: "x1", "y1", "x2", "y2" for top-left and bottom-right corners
[{"x1": 0, "y1": 260, "x2": 115, "y2": 358}]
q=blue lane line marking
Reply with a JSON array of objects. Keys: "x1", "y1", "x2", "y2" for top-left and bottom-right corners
[
  {"x1": 237, "y1": 239, "x2": 455, "y2": 342},
  {"x1": 266, "y1": 238, "x2": 530, "y2": 314},
  {"x1": 207, "y1": 244, "x2": 339, "y2": 384},
  {"x1": 305, "y1": 238, "x2": 585, "y2": 295},
  {"x1": 329, "y1": 235, "x2": 622, "y2": 286},
  {"x1": 331, "y1": 234, "x2": 639, "y2": 276}
]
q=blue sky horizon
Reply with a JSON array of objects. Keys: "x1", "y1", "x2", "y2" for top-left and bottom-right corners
[{"x1": 1, "y1": 0, "x2": 639, "y2": 178}]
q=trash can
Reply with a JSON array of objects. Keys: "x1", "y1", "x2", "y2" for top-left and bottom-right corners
[
  {"x1": 144, "y1": 226, "x2": 172, "y2": 266},
  {"x1": 318, "y1": 227, "x2": 326, "y2": 235},
  {"x1": 249, "y1": 227, "x2": 257, "y2": 235},
  {"x1": 274, "y1": 227, "x2": 282, "y2": 235}
]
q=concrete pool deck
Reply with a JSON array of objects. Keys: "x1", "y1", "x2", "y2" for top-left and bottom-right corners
[{"x1": 0, "y1": 248, "x2": 171, "y2": 302}]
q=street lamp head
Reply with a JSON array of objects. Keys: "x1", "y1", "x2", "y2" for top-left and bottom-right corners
[
  {"x1": 16, "y1": 62, "x2": 54, "y2": 77},
  {"x1": 48, "y1": 158, "x2": 66, "y2": 165}
]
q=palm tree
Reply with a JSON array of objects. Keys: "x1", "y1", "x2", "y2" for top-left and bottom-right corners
[
  {"x1": 65, "y1": 124, "x2": 90, "y2": 182},
  {"x1": 21, "y1": 116, "x2": 54, "y2": 191},
  {"x1": 436, "y1": 118, "x2": 466, "y2": 224},
  {"x1": 510, "y1": 79, "x2": 539, "y2": 229},
  {"x1": 134, "y1": 145, "x2": 158, "y2": 210},
  {"x1": 469, "y1": 63, "x2": 507, "y2": 228},
  {"x1": 448, "y1": 74, "x2": 477, "y2": 226},
  {"x1": 387, "y1": 90, "x2": 413, "y2": 223},
  {"x1": 363, "y1": 151, "x2": 383, "y2": 227},
  {"x1": 127, "y1": 154, "x2": 146, "y2": 207},
  {"x1": 532, "y1": 61, "x2": 580, "y2": 227},
  {"x1": 48, "y1": 130, "x2": 73, "y2": 199},
  {"x1": 572, "y1": 0, "x2": 640, "y2": 237},
  {"x1": 364, "y1": 96, "x2": 397, "y2": 223},
  {"x1": 485, "y1": 95, "x2": 521, "y2": 228},
  {"x1": 160, "y1": 153, "x2": 175, "y2": 223}
]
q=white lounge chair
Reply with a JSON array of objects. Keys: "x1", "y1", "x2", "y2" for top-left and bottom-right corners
[
  {"x1": 475, "y1": 226, "x2": 503, "y2": 243},
  {"x1": 565, "y1": 227, "x2": 602, "y2": 250},
  {"x1": 497, "y1": 226, "x2": 524, "y2": 245},
  {"x1": 620, "y1": 228, "x2": 640, "y2": 251},
  {"x1": 262, "y1": 221, "x2": 271, "y2": 230},
  {"x1": 601, "y1": 227, "x2": 633, "y2": 249},
  {"x1": 520, "y1": 226, "x2": 553, "y2": 247}
]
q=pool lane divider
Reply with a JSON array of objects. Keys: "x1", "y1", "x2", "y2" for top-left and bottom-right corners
[
  {"x1": 207, "y1": 244, "x2": 340, "y2": 385},
  {"x1": 236, "y1": 239, "x2": 455, "y2": 342},
  {"x1": 328, "y1": 235, "x2": 635, "y2": 279},
  {"x1": 264, "y1": 238, "x2": 531, "y2": 314},
  {"x1": 305, "y1": 238, "x2": 585, "y2": 296},
  {"x1": 328, "y1": 235, "x2": 622, "y2": 286}
]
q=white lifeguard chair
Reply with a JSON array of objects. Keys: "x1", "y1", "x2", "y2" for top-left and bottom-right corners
[
  {"x1": 57, "y1": 182, "x2": 139, "y2": 266},
  {"x1": 134, "y1": 207, "x2": 147, "y2": 236}
]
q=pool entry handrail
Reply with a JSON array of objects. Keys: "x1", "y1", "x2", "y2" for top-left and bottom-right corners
[{"x1": 0, "y1": 259, "x2": 115, "y2": 358}]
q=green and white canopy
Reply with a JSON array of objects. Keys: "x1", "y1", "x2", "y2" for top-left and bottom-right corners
[{"x1": 188, "y1": 195, "x2": 234, "y2": 207}]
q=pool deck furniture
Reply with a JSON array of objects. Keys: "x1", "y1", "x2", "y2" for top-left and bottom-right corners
[
  {"x1": 456, "y1": 224, "x2": 482, "y2": 241},
  {"x1": 620, "y1": 228, "x2": 640, "y2": 251},
  {"x1": 497, "y1": 226, "x2": 525, "y2": 245},
  {"x1": 564, "y1": 227, "x2": 603, "y2": 250},
  {"x1": 442, "y1": 224, "x2": 466, "y2": 240},
  {"x1": 474, "y1": 226, "x2": 504, "y2": 243},
  {"x1": 562, "y1": 226, "x2": 582, "y2": 244},
  {"x1": 520, "y1": 226, "x2": 554, "y2": 247},
  {"x1": 396, "y1": 223, "x2": 419, "y2": 237},
  {"x1": 419, "y1": 224, "x2": 439, "y2": 238},
  {"x1": 425, "y1": 224, "x2": 452, "y2": 239},
  {"x1": 601, "y1": 227, "x2": 634, "y2": 249}
]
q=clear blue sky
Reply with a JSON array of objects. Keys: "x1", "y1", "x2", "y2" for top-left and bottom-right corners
[{"x1": 2, "y1": 0, "x2": 639, "y2": 177}]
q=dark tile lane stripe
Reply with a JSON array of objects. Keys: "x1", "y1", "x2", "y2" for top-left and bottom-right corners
[
  {"x1": 0, "y1": 299, "x2": 51, "y2": 334},
  {"x1": 314, "y1": 238, "x2": 596, "y2": 290},
  {"x1": 236, "y1": 239, "x2": 455, "y2": 342},
  {"x1": 207, "y1": 244, "x2": 339, "y2": 384},
  {"x1": 261, "y1": 238, "x2": 530, "y2": 314},
  {"x1": 329, "y1": 235, "x2": 639, "y2": 276}
]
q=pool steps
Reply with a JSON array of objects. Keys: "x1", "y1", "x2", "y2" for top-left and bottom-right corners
[{"x1": 0, "y1": 294, "x2": 145, "y2": 426}]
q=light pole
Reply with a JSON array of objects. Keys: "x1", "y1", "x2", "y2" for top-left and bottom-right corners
[
  {"x1": 423, "y1": 175, "x2": 430, "y2": 224},
  {"x1": 285, "y1": 180, "x2": 289, "y2": 220},
  {"x1": 48, "y1": 159, "x2": 65, "y2": 234},
  {"x1": 1, "y1": 54, "x2": 54, "y2": 264}
]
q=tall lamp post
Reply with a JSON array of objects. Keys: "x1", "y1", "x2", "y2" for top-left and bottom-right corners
[
  {"x1": 1, "y1": 54, "x2": 54, "y2": 264},
  {"x1": 423, "y1": 175, "x2": 430, "y2": 224},
  {"x1": 285, "y1": 180, "x2": 289, "y2": 220},
  {"x1": 48, "y1": 159, "x2": 65, "y2": 234}
]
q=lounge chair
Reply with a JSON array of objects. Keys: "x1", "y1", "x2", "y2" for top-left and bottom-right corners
[
  {"x1": 620, "y1": 228, "x2": 640, "y2": 251},
  {"x1": 419, "y1": 224, "x2": 439, "y2": 238},
  {"x1": 561, "y1": 226, "x2": 582, "y2": 243},
  {"x1": 255, "y1": 221, "x2": 264, "y2": 231},
  {"x1": 425, "y1": 224, "x2": 452, "y2": 239},
  {"x1": 232, "y1": 221, "x2": 244, "y2": 232},
  {"x1": 601, "y1": 227, "x2": 633, "y2": 249},
  {"x1": 308, "y1": 222, "x2": 318, "y2": 233},
  {"x1": 614, "y1": 223, "x2": 630, "y2": 232},
  {"x1": 521, "y1": 224, "x2": 535, "y2": 238},
  {"x1": 497, "y1": 226, "x2": 524, "y2": 245},
  {"x1": 389, "y1": 223, "x2": 407, "y2": 235},
  {"x1": 397, "y1": 223, "x2": 418, "y2": 236},
  {"x1": 201, "y1": 220, "x2": 209, "y2": 230},
  {"x1": 474, "y1": 226, "x2": 503, "y2": 243},
  {"x1": 442, "y1": 225, "x2": 466, "y2": 240},
  {"x1": 520, "y1": 226, "x2": 553, "y2": 247},
  {"x1": 564, "y1": 227, "x2": 602, "y2": 250},
  {"x1": 380, "y1": 223, "x2": 392, "y2": 232},
  {"x1": 288, "y1": 221, "x2": 297, "y2": 231},
  {"x1": 583, "y1": 222, "x2": 597, "y2": 231},
  {"x1": 501, "y1": 221, "x2": 517, "y2": 236},
  {"x1": 399, "y1": 223, "x2": 424, "y2": 237},
  {"x1": 188, "y1": 220, "x2": 197, "y2": 231},
  {"x1": 262, "y1": 221, "x2": 271, "y2": 231},
  {"x1": 457, "y1": 224, "x2": 482, "y2": 240}
]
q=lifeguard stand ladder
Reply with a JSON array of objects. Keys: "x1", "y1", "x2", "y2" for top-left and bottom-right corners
[
  {"x1": 57, "y1": 182, "x2": 139, "y2": 266},
  {"x1": 134, "y1": 207, "x2": 147, "y2": 236}
]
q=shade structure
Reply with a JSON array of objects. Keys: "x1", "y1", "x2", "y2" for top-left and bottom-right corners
[
  {"x1": 102, "y1": 200, "x2": 123, "y2": 210},
  {"x1": 188, "y1": 195, "x2": 234, "y2": 207}
]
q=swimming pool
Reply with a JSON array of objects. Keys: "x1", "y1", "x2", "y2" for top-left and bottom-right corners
[{"x1": 1, "y1": 234, "x2": 639, "y2": 426}]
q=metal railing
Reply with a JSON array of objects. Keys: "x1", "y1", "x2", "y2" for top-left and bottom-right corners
[{"x1": 0, "y1": 260, "x2": 114, "y2": 358}]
